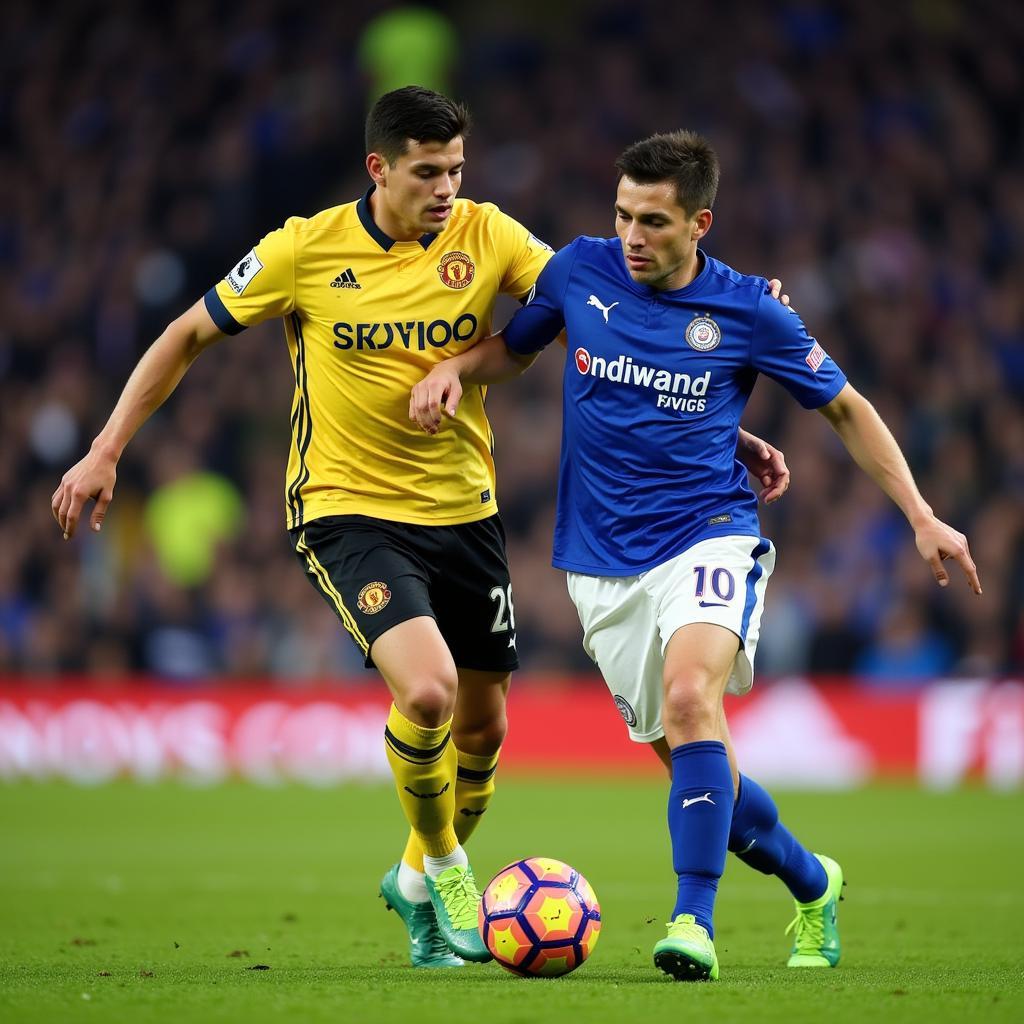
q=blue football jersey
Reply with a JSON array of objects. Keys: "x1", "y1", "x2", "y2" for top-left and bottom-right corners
[{"x1": 502, "y1": 237, "x2": 848, "y2": 575}]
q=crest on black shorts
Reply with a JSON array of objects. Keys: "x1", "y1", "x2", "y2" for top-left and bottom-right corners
[
  {"x1": 613, "y1": 695, "x2": 637, "y2": 727},
  {"x1": 357, "y1": 581, "x2": 392, "y2": 614}
]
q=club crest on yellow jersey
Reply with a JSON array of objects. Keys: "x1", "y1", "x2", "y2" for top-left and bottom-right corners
[{"x1": 438, "y1": 251, "x2": 475, "y2": 289}]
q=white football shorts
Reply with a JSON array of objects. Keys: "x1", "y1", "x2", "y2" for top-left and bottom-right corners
[{"x1": 566, "y1": 535, "x2": 776, "y2": 743}]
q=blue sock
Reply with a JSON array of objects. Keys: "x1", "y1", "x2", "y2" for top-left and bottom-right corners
[
  {"x1": 728, "y1": 774, "x2": 828, "y2": 903},
  {"x1": 667, "y1": 740, "x2": 734, "y2": 937}
]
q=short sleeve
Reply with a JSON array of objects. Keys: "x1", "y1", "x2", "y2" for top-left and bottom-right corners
[
  {"x1": 204, "y1": 220, "x2": 299, "y2": 335},
  {"x1": 502, "y1": 239, "x2": 580, "y2": 355},
  {"x1": 486, "y1": 207, "x2": 555, "y2": 302},
  {"x1": 750, "y1": 286, "x2": 847, "y2": 409}
]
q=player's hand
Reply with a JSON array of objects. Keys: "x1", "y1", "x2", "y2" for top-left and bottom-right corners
[
  {"x1": 736, "y1": 430, "x2": 790, "y2": 504},
  {"x1": 409, "y1": 365, "x2": 464, "y2": 435},
  {"x1": 914, "y1": 517, "x2": 982, "y2": 594},
  {"x1": 768, "y1": 278, "x2": 791, "y2": 307},
  {"x1": 51, "y1": 447, "x2": 117, "y2": 540}
]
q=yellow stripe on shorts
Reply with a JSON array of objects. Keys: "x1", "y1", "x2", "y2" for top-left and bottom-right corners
[{"x1": 296, "y1": 531, "x2": 369, "y2": 654}]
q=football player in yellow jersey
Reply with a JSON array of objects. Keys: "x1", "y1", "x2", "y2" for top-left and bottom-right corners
[{"x1": 52, "y1": 86, "x2": 790, "y2": 969}]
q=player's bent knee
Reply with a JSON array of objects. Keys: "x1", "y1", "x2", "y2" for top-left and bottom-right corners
[
  {"x1": 453, "y1": 714, "x2": 507, "y2": 756},
  {"x1": 662, "y1": 675, "x2": 719, "y2": 737},
  {"x1": 663, "y1": 703, "x2": 718, "y2": 739},
  {"x1": 401, "y1": 678, "x2": 459, "y2": 726},
  {"x1": 663, "y1": 671, "x2": 717, "y2": 708}
]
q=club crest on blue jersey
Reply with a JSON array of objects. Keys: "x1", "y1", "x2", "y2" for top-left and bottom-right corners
[{"x1": 685, "y1": 315, "x2": 721, "y2": 352}]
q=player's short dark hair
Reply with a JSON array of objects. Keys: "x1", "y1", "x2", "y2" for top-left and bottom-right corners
[
  {"x1": 365, "y1": 86, "x2": 472, "y2": 164},
  {"x1": 615, "y1": 131, "x2": 720, "y2": 215}
]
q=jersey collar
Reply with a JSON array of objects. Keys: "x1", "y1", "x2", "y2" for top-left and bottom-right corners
[
  {"x1": 357, "y1": 187, "x2": 439, "y2": 252},
  {"x1": 616, "y1": 241, "x2": 712, "y2": 299}
]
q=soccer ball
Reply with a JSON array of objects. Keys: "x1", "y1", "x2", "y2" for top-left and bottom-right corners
[{"x1": 478, "y1": 857, "x2": 601, "y2": 977}]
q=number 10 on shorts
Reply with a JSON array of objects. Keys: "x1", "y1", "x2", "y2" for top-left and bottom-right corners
[{"x1": 694, "y1": 566, "x2": 736, "y2": 602}]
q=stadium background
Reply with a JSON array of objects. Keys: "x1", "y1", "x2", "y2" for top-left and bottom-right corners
[
  {"x1": 2, "y1": 4, "x2": 1023, "y2": 1021},
  {"x1": 1, "y1": 0, "x2": 1022, "y2": 784}
]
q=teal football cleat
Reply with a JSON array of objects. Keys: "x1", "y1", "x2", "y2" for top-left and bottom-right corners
[
  {"x1": 424, "y1": 864, "x2": 492, "y2": 963},
  {"x1": 653, "y1": 913, "x2": 720, "y2": 981},
  {"x1": 785, "y1": 853, "x2": 844, "y2": 967},
  {"x1": 380, "y1": 864, "x2": 464, "y2": 968}
]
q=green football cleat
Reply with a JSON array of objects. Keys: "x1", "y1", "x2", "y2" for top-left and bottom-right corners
[
  {"x1": 424, "y1": 864, "x2": 492, "y2": 963},
  {"x1": 380, "y1": 864, "x2": 464, "y2": 968},
  {"x1": 653, "y1": 913, "x2": 720, "y2": 981},
  {"x1": 785, "y1": 854, "x2": 844, "y2": 967}
]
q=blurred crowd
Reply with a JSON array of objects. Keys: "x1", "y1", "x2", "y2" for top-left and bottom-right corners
[{"x1": 2, "y1": 0, "x2": 1021, "y2": 683}]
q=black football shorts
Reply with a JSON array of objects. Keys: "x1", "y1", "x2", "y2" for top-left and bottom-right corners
[{"x1": 291, "y1": 513, "x2": 519, "y2": 673}]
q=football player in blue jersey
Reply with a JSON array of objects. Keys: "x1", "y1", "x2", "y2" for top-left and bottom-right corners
[{"x1": 410, "y1": 129, "x2": 982, "y2": 981}]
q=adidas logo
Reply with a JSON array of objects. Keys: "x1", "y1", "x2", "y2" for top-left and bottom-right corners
[{"x1": 330, "y1": 268, "x2": 361, "y2": 289}]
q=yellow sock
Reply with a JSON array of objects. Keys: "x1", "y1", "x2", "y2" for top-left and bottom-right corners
[
  {"x1": 384, "y1": 704, "x2": 458, "y2": 858},
  {"x1": 401, "y1": 747, "x2": 500, "y2": 872},
  {"x1": 454, "y1": 747, "x2": 500, "y2": 847},
  {"x1": 401, "y1": 832, "x2": 425, "y2": 874}
]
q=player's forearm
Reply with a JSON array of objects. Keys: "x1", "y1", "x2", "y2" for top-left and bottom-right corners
[
  {"x1": 457, "y1": 333, "x2": 537, "y2": 385},
  {"x1": 91, "y1": 320, "x2": 211, "y2": 460},
  {"x1": 736, "y1": 427, "x2": 758, "y2": 452},
  {"x1": 821, "y1": 387, "x2": 932, "y2": 528}
]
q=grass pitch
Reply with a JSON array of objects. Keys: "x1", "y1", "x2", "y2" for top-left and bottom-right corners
[{"x1": 1, "y1": 779, "x2": 1022, "y2": 1023}]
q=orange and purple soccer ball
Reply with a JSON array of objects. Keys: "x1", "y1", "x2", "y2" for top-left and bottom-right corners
[{"x1": 478, "y1": 857, "x2": 602, "y2": 977}]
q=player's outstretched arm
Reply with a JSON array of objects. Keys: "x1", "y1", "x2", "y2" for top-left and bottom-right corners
[
  {"x1": 409, "y1": 333, "x2": 535, "y2": 434},
  {"x1": 736, "y1": 429, "x2": 790, "y2": 504},
  {"x1": 51, "y1": 299, "x2": 226, "y2": 539},
  {"x1": 818, "y1": 383, "x2": 982, "y2": 594}
]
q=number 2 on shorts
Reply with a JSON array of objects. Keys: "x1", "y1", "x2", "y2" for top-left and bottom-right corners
[{"x1": 489, "y1": 584, "x2": 517, "y2": 632}]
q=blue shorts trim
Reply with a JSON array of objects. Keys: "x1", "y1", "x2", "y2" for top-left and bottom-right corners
[{"x1": 739, "y1": 538, "x2": 772, "y2": 641}]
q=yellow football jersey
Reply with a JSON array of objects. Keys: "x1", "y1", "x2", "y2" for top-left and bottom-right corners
[{"x1": 205, "y1": 189, "x2": 552, "y2": 529}]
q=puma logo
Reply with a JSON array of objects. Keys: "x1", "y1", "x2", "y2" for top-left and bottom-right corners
[
  {"x1": 587, "y1": 294, "x2": 619, "y2": 322},
  {"x1": 682, "y1": 792, "x2": 715, "y2": 809},
  {"x1": 404, "y1": 782, "x2": 451, "y2": 799}
]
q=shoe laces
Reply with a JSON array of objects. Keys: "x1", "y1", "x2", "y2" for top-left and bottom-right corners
[
  {"x1": 666, "y1": 913, "x2": 708, "y2": 941},
  {"x1": 435, "y1": 866, "x2": 481, "y2": 930},
  {"x1": 785, "y1": 901, "x2": 826, "y2": 952}
]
